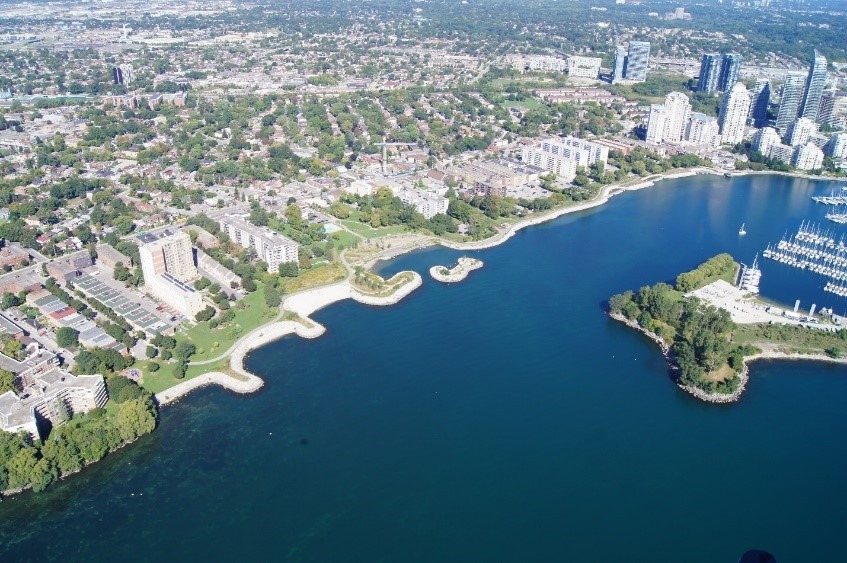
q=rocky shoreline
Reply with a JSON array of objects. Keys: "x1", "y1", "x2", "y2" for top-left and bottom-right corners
[
  {"x1": 609, "y1": 312, "x2": 746, "y2": 404},
  {"x1": 609, "y1": 312, "x2": 847, "y2": 403},
  {"x1": 430, "y1": 257, "x2": 483, "y2": 283}
]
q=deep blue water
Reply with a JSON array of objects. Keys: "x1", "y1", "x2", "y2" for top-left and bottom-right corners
[{"x1": 1, "y1": 174, "x2": 846, "y2": 562}]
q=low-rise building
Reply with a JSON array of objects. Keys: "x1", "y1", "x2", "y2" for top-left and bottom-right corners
[
  {"x1": 0, "y1": 245, "x2": 30, "y2": 269},
  {"x1": 0, "y1": 369, "x2": 107, "y2": 440},
  {"x1": 46, "y1": 251, "x2": 93, "y2": 282},
  {"x1": 397, "y1": 188, "x2": 449, "y2": 219},
  {"x1": 95, "y1": 243, "x2": 132, "y2": 269}
]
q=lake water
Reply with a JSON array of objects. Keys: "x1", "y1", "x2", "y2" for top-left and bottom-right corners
[{"x1": 1, "y1": 174, "x2": 846, "y2": 562}]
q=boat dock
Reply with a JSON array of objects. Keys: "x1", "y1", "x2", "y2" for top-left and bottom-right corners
[
  {"x1": 737, "y1": 255, "x2": 761, "y2": 294},
  {"x1": 812, "y1": 187, "x2": 847, "y2": 206},
  {"x1": 825, "y1": 206, "x2": 847, "y2": 225}
]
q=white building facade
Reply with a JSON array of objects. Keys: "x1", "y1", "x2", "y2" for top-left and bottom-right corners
[
  {"x1": 792, "y1": 143, "x2": 824, "y2": 171},
  {"x1": 718, "y1": 82, "x2": 752, "y2": 145},
  {"x1": 567, "y1": 56, "x2": 602, "y2": 79}
]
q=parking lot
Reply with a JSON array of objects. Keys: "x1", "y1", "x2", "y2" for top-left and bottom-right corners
[{"x1": 74, "y1": 273, "x2": 176, "y2": 335}]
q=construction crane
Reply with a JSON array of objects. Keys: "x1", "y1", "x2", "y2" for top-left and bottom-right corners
[{"x1": 374, "y1": 138, "x2": 417, "y2": 175}]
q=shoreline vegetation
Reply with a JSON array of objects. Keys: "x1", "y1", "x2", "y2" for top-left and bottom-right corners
[
  {"x1": 172, "y1": 167, "x2": 846, "y2": 405},
  {"x1": 608, "y1": 255, "x2": 847, "y2": 403},
  {"x1": 430, "y1": 257, "x2": 484, "y2": 283}
]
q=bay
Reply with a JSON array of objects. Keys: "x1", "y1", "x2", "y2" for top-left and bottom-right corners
[{"x1": 1, "y1": 174, "x2": 846, "y2": 562}]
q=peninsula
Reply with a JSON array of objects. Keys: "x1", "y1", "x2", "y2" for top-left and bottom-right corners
[{"x1": 608, "y1": 254, "x2": 847, "y2": 403}]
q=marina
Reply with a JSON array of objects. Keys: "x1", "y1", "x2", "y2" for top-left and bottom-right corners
[{"x1": 762, "y1": 222, "x2": 847, "y2": 297}]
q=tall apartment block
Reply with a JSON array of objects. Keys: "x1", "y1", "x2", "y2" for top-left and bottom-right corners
[
  {"x1": 696, "y1": 54, "x2": 721, "y2": 93},
  {"x1": 749, "y1": 79, "x2": 771, "y2": 128},
  {"x1": 611, "y1": 46, "x2": 627, "y2": 84},
  {"x1": 718, "y1": 83, "x2": 752, "y2": 145},
  {"x1": 718, "y1": 53, "x2": 743, "y2": 93},
  {"x1": 112, "y1": 64, "x2": 135, "y2": 86},
  {"x1": 775, "y1": 73, "x2": 806, "y2": 136},
  {"x1": 139, "y1": 231, "x2": 203, "y2": 317},
  {"x1": 800, "y1": 50, "x2": 828, "y2": 122},
  {"x1": 624, "y1": 41, "x2": 650, "y2": 82}
]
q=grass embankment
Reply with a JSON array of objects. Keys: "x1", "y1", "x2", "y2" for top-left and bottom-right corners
[
  {"x1": 138, "y1": 262, "x2": 347, "y2": 394},
  {"x1": 330, "y1": 230, "x2": 360, "y2": 250},
  {"x1": 340, "y1": 219, "x2": 409, "y2": 239},
  {"x1": 352, "y1": 270, "x2": 416, "y2": 297},
  {"x1": 181, "y1": 283, "x2": 275, "y2": 362}
]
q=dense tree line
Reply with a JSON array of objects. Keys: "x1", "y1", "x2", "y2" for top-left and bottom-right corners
[{"x1": 0, "y1": 380, "x2": 156, "y2": 495}]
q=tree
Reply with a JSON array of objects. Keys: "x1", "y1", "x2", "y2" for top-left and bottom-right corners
[
  {"x1": 116, "y1": 399, "x2": 157, "y2": 442},
  {"x1": 173, "y1": 341, "x2": 196, "y2": 361},
  {"x1": 56, "y1": 326, "x2": 80, "y2": 348},
  {"x1": 0, "y1": 369, "x2": 16, "y2": 394},
  {"x1": 113, "y1": 262, "x2": 131, "y2": 282},
  {"x1": 1, "y1": 292, "x2": 22, "y2": 310},
  {"x1": 195, "y1": 306, "x2": 216, "y2": 322},
  {"x1": 278, "y1": 262, "x2": 299, "y2": 277},
  {"x1": 6, "y1": 446, "x2": 39, "y2": 490}
]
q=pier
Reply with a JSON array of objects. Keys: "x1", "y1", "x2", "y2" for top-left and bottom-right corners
[
  {"x1": 737, "y1": 255, "x2": 761, "y2": 294},
  {"x1": 825, "y1": 206, "x2": 847, "y2": 225}
]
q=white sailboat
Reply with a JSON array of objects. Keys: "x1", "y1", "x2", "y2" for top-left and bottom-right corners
[{"x1": 738, "y1": 223, "x2": 747, "y2": 236}]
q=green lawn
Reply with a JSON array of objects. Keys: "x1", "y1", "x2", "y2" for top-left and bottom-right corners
[
  {"x1": 340, "y1": 220, "x2": 409, "y2": 239},
  {"x1": 136, "y1": 357, "x2": 233, "y2": 394},
  {"x1": 330, "y1": 229, "x2": 361, "y2": 249},
  {"x1": 179, "y1": 282, "x2": 275, "y2": 362}
]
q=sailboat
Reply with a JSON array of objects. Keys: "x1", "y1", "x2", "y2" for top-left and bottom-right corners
[{"x1": 739, "y1": 223, "x2": 747, "y2": 236}]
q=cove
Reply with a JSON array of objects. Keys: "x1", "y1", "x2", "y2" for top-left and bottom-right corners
[{"x1": 1, "y1": 174, "x2": 846, "y2": 562}]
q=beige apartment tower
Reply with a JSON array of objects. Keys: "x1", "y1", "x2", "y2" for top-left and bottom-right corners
[{"x1": 139, "y1": 231, "x2": 198, "y2": 284}]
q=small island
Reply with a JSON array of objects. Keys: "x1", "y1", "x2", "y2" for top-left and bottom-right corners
[
  {"x1": 430, "y1": 257, "x2": 484, "y2": 283},
  {"x1": 608, "y1": 254, "x2": 847, "y2": 403}
]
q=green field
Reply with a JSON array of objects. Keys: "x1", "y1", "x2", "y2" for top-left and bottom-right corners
[{"x1": 500, "y1": 98, "x2": 545, "y2": 111}]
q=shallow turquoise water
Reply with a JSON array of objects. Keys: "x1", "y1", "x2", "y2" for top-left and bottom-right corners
[{"x1": 1, "y1": 174, "x2": 846, "y2": 562}]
